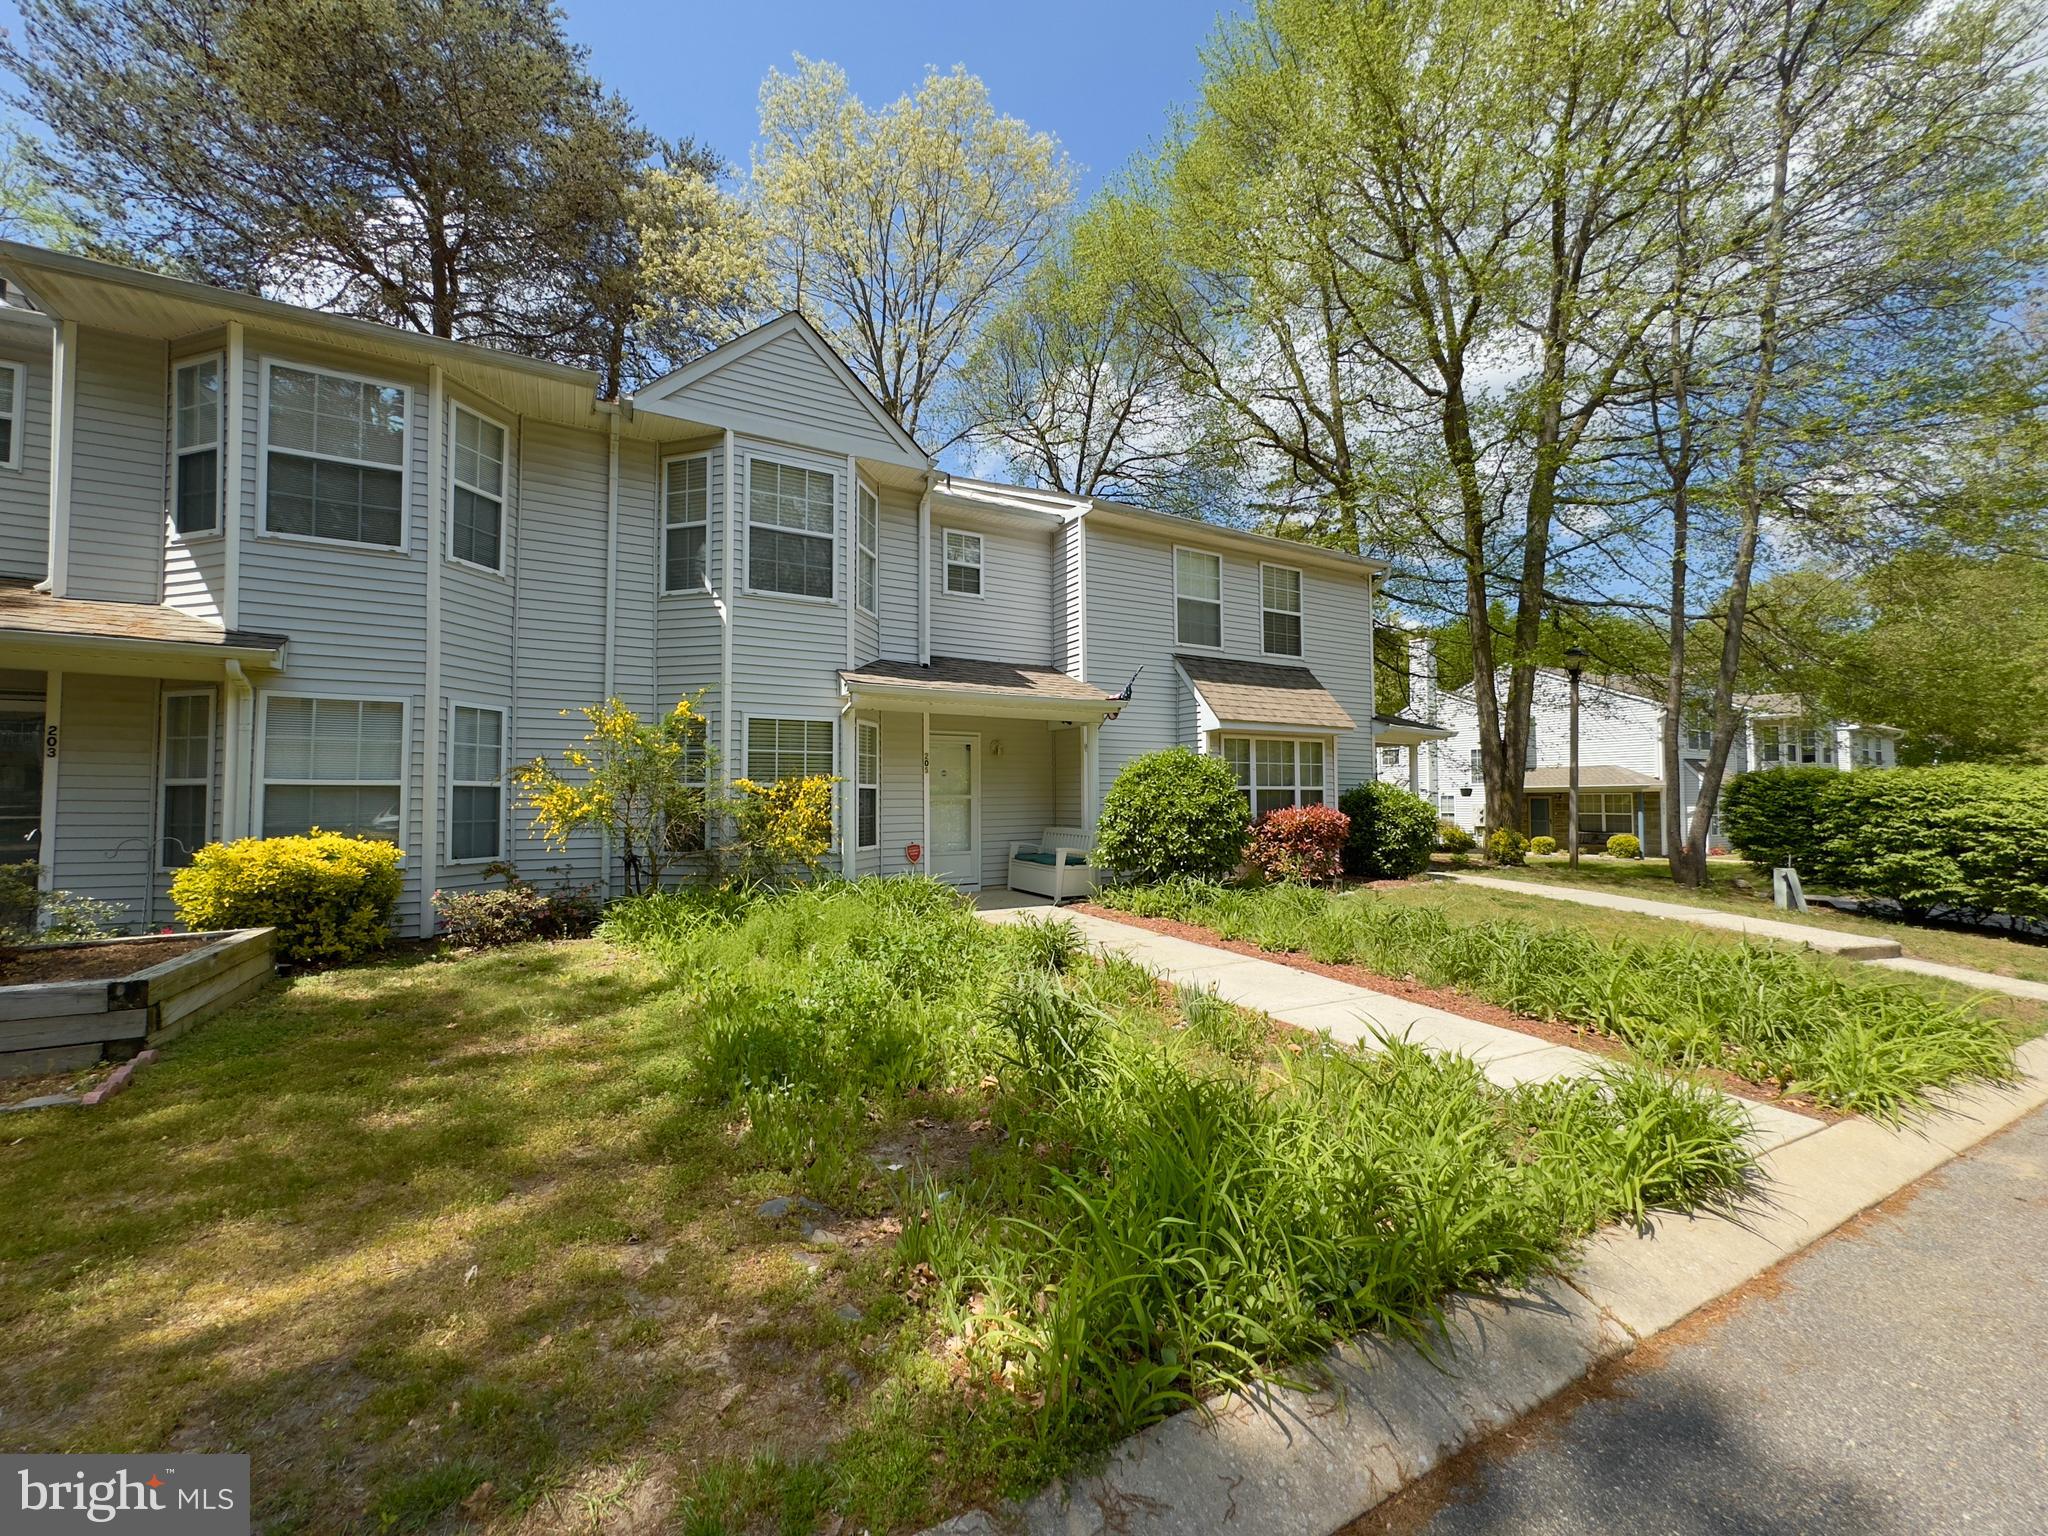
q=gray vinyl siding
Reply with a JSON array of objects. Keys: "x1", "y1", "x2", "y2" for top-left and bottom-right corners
[
  {"x1": 875, "y1": 486, "x2": 920, "y2": 662},
  {"x1": 67, "y1": 326, "x2": 166, "y2": 603},
  {"x1": 509, "y1": 420, "x2": 612, "y2": 890},
  {"x1": 655, "y1": 441, "x2": 724, "y2": 765},
  {"x1": 874, "y1": 711, "x2": 924, "y2": 877},
  {"x1": 930, "y1": 513, "x2": 1054, "y2": 664},
  {"x1": 1052, "y1": 727, "x2": 1083, "y2": 827},
  {"x1": 239, "y1": 339, "x2": 431, "y2": 930},
  {"x1": 0, "y1": 328, "x2": 52, "y2": 580},
  {"x1": 668, "y1": 328, "x2": 912, "y2": 466},
  {"x1": 607, "y1": 439, "x2": 661, "y2": 890},
  {"x1": 51, "y1": 674, "x2": 157, "y2": 930},
  {"x1": 1052, "y1": 518, "x2": 1084, "y2": 676},
  {"x1": 1082, "y1": 521, "x2": 1380, "y2": 809}
]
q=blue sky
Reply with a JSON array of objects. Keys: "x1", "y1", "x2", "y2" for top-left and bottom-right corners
[{"x1": 558, "y1": 1, "x2": 1240, "y2": 197}]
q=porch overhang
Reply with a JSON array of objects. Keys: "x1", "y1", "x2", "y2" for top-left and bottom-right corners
[
  {"x1": 1174, "y1": 653, "x2": 1356, "y2": 735},
  {"x1": 1373, "y1": 711, "x2": 1454, "y2": 747},
  {"x1": 837, "y1": 655, "x2": 1122, "y2": 722},
  {"x1": 0, "y1": 584, "x2": 288, "y2": 680},
  {"x1": 1522, "y1": 765, "x2": 1663, "y2": 793}
]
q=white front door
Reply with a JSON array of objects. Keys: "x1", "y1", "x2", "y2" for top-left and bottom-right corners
[{"x1": 929, "y1": 733, "x2": 980, "y2": 888}]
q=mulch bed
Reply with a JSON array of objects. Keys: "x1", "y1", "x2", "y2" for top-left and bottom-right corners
[
  {"x1": 0, "y1": 935, "x2": 209, "y2": 987},
  {"x1": 1073, "y1": 901, "x2": 1840, "y2": 1122}
]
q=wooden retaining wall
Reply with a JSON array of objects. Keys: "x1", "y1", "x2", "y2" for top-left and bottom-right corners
[{"x1": 0, "y1": 928, "x2": 276, "y2": 1076}]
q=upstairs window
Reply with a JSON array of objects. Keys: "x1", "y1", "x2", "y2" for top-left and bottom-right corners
[
  {"x1": 449, "y1": 704, "x2": 504, "y2": 861},
  {"x1": 748, "y1": 457, "x2": 835, "y2": 598},
  {"x1": 0, "y1": 360, "x2": 21, "y2": 470},
  {"x1": 264, "y1": 363, "x2": 407, "y2": 547},
  {"x1": 1175, "y1": 548, "x2": 1222, "y2": 648},
  {"x1": 1261, "y1": 564, "x2": 1302, "y2": 656},
  {"x1": 450, "y1": 404, "x2": 505, "y2": 571},
  {"x1": 943, "y1": 529, "x2": 982, "y2": 596},
  {"x1": 664, "y1": 454, "x2": 710, "y2": 592},
  {"x1": 857, "y1": 483, "x2": 879, "y2": 613},
  {"x1": 172, "y1": 357, "x2": 222, "y2": 533}
]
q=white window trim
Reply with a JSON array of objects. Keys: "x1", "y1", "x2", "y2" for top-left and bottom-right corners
[
  {"x1": 168, "y1": 352, "x2": 224, "y2": 540},
  {"x1": 941, "y1": 527, "x2": 984, "y2": 599},
  {"x1": 254, "y1": 690, "x2": 411, "y2": 844},
  {"x1": 1220, "y1": 732, "x2": 1330, "y2": 814},
  {"x1": 742, "y1": 452, "x2": 838, "y2": 604},
  {"x1": 445, "y1": 698, "x2": 507, "y2": 865},
  {"x1": 256, "y1": 356, "x2": 413, "y2": 554},
  {"x1": 856, "y1": 480, "x2": 880, "y2": 615},
  {"x1": 661, "y1": 450, "x2": 713, "y2": 596},
  {"x1": 0, "y1": 359, "x2": 23, "y2": 473},
  {"x1": 157, "y1": 688, "x2": 214, "y2": 873},
  {"x1": 1173, "y1": 544, "x2": 1225, "y2": 651},
  {"x1": 447, "y1": 399, "x2": 509, "y2": 577},
  {"x1": 856, "y1": 717, "x2": 881, "y2": 850},
  {"x1": 1258, "y1": 561, "x2": 1304, "y2": 658}
]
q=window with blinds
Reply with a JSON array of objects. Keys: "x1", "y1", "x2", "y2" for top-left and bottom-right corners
[
  {"x1": 263, "y1": 364, "x2": 408, "y2": 547},
  {"x1": 262, "y1": 696, "x2": 404, "y2": 840}
]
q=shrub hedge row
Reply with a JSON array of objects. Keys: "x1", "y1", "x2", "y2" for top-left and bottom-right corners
[{"x1": 1724, "y1": 764, "x2": 2048, "y2": 919}]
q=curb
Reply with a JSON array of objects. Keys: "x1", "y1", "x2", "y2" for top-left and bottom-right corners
[{"x1": 923, "y1": 1038, "x2": 2048, "y2": 1536}]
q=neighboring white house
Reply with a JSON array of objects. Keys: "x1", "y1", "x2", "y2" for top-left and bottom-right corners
[
  {"x1": 1426, "y1": 670, "x2": 1901, "y2": 855},
  {"x1": 0, "y1": 243, "x2": 1391, "y2": 935}
]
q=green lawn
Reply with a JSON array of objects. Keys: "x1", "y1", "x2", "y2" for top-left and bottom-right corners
[
  {"x1": 1463, "y1": 856, "x2": 2048, "y2": 985},
  {"x1": 0, "y1": 880, "x2": 1754, "y2": 1534},
  {"x1": 1100, "y1": 879, "x2": 2031, "y2": 1116}
]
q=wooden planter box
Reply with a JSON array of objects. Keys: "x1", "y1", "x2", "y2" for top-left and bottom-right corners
[{"x1": 0, "y1": 928, "x2": 276, "y2": 1078}]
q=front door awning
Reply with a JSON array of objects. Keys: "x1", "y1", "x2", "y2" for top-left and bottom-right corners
[
  {"x1": 0, "y1": 582, "x2": 288, "y2": 679},
  {"x1": 838, "y1": 655, "x2": 1122, "y2": 721}
]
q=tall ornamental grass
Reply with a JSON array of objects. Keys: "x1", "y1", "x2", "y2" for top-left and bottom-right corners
[
  {"x1": 1101, "y1": 879, "x2": 2015, "y2": 1119},
  {"x1": 606, "y1": 879, "x2": 1754, "y2": 1464}
]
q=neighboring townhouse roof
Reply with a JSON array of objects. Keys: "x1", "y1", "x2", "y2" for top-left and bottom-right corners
[
  {"x1": 1373, "y1": 711, "x2": 1455, "y2": 745},
  {"x1": 837, "y1": 655, "x2": 1121, "y2": 719},
  {"x1": 1175, "y1": 654, "x2": 1357, "y2": 732},
  {"x1": 1523, "y1": 764, "x2": 1663, "y2": 791},
  {"x1": 0, "y1": 581, "x2": 288, "y2": 675}
]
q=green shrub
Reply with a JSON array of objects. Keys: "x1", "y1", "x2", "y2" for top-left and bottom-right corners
[
  {"x1": 170, "y1": 832, "x2": 403, "y2": 964},
  {"x1": 433, "y1": 880, "x2": 600, "y2": 950},
  {"x1": 1723, "y1": 767, "x2": 1835, "y2": 876},
  {"x1": 1486, "y1": 827, "x2": 1528, "y2": 866},
  {"x1": 1811, "y1": 764, "x2": 2048, "y2": 919},
  {"x1": 1437, "y1": 821, "x2": 1476, "y2": 854},
  {"x1": 1095, "y1": 748, "x2": 1249, "y2": 882},
  {"x1": 1528, "y1": 836, "x2": 1557, "y2": 857},
  {"x1": 1606, "y1": 833, "x2": 1642, "y2": 860},
  {"x1": 1338, "y1": 782, "x2": 1439, "y2": 879},
  {"x1": 0, "y1": 862, "x2": 128, "y2": 942}
]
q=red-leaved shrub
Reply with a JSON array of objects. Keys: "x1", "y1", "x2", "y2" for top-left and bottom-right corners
[{"x1": 1248, "y1": 804, "x2": 1350, "y2": 884}]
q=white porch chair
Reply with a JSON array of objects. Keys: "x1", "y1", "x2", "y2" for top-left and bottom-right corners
[{"x1": 1006, "y1": 825, "x2": 1096, "y2": 902}]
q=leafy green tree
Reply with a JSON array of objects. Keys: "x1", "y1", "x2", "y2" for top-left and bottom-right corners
[
  {"x1": 751, "y1": 56, "x2": 1072, "y2": 441},
  {"x1": 4, "y1": 0, "x2": 761, "y2": 391}
]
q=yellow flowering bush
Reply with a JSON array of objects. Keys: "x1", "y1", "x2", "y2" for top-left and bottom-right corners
[
  {"x1": 515, "y1": 695, "x2": 715, "y2": 894},
  {"x1": 731, "y1": 774, "x2": 837, "y2": 881},
  {"x1": 170, "y1": 831, "x2": 403, "y2": 965}
]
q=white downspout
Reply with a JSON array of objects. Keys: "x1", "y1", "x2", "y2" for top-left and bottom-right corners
[
  {"x1": 419, "y1": 364, "x2": 445, "y2": 936},
  {"x1": 36, "y1": 670, "x2": 60, "y2": 900},
  {"x1": 45, "y1": 318, "x2": 76, "y2": 596},
  {"x1": 601, "y1": 413, "x2": 619, "y2": 898},
  {"x1": 720, "y1": 427, "x2": 737, "y2": 801},
  {"x1": 917, "y1": 481, "x2": 932, "y2": 666},
  {"x1": 223, "y1": 320, "x2": 245, "y2": 629},
  {"x1": 222, "y1": 660, "x2": 253, "y2": 840},
  {"x1": 921, "y1": 710, "x2": 931, "y2": 875}
]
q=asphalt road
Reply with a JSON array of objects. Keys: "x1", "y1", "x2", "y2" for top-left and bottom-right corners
[{"x1": 1359, "y1": 1103, "x2": 2048, "y2": 1536}]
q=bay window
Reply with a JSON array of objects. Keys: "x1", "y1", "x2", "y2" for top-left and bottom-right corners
[
  {"x1": 173, "y1": 356, "x2": 222, "y2": 534},
  {"x1": 748, "y1": 457, "x2": 835, "y2": 598},
  {"x1": 263, "y1": 363, "x2": 408, "y2": 547},
  {"x1": 450, "y1": 404, "x2": 505, "y2": 571},
  {"x1": 261, "y1": 696, "x2": 404, "y2": 840},
  {"x1": 1221, "y1": 735, "x2": 1327, "y2": 817}
]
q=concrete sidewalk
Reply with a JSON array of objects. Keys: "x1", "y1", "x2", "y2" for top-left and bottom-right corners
[
  {"x1": 1435, "y1": 871, "x2": 1904, "y2": 958},
  {"x1": 978, "y1": 903, "x2": 1822, "y2": 1155},
  {"x1": 1867, "y1": 952, "x2": 2048, "y2": 1003}
]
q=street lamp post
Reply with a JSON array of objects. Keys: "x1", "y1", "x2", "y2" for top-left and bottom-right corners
[{"x1": 1564, "y1": 646, "x2": 1587, "y2": 869}]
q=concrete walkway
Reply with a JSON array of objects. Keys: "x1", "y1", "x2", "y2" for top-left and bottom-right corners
[
  {"x1": 978, "y1": 900, "x2": 1821, "y2": 1154},
  {"x1": 1436, "y1": 872, "x2": 1904, "y2": 958},
  {"x1": 1866, "y1": 953, "x2": 2048, "y2": 1003}
]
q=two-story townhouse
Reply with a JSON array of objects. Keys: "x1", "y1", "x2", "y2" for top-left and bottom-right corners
[
  {"x1": 1425, "y1": 669, "x2": 1901, "y2": 854},
  {"x1": 0, "y1": 243, "x2": 1388, "y2": 936}
]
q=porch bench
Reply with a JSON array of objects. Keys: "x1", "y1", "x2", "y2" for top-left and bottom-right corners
[{"x1": 1007, "y1": 825, "x2": 1096, "y2": 903}]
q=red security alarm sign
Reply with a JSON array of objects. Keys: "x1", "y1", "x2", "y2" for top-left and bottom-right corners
[{"x1": 906, "y1": 843, "x2": 923, "y2": 865}]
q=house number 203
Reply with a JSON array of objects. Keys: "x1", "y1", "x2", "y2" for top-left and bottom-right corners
[{"x1": 43, "y1": 724, "x2": 57, "y2": 759}]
